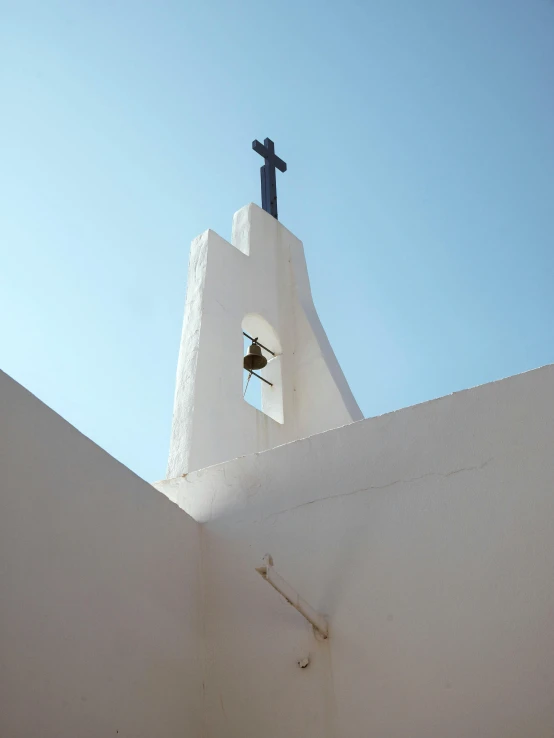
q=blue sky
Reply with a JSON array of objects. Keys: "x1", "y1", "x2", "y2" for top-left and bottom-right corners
[{"x1": 1, "y1": 0, "x2": 553, "y2": 482}]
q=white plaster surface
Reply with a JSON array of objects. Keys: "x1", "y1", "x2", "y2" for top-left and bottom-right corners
[
  {"x1": 157, "y1": 364, "x2": 554, "y2": 738},
  {"x1": 167, "y1": 203, "x2": 362, "y2": 478},
  {"x1": 3, "y1": 349, "x2": 554, "y2": 737},
  {"x1": 0, "y1": 370, "x2": 203, "y2": 738}
]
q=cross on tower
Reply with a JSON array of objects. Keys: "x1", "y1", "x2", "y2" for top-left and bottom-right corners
[{"x1": 252, "y1": 138, "x2": 287, "y2": 220}]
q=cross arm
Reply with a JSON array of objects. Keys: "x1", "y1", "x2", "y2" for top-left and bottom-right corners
[
  {"x1": 272, "y1": 155, "x2": 287, "y2": 173},
  {"x1": 252, "y1": 139, "x2": 287, "y2": 173},
  {"x1": 252, "y1": 138, "x2": 268, "y2": 157}
]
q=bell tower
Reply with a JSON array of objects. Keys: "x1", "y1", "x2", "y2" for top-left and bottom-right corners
[{"x1": 166, "y1": 203, "x2": 363, "y2": 478}]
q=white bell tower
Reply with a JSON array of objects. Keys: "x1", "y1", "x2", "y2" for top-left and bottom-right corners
[{"x1": 166, "y1": 203, "x2": 362, "y2": 478}]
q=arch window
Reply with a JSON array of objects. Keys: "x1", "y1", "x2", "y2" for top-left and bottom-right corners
[{"x1": 242, "y1": 314, "x2": 283, "y2": 424}]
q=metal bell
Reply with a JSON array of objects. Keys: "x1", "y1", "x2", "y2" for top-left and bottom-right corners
[{"x1": 243, "y1": 342, "x2": 267, "y2": 372}]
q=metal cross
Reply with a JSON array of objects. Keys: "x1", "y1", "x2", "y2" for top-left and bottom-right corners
[{"x1": 252, "y1": 138, "x2": 287, "y2": 220}]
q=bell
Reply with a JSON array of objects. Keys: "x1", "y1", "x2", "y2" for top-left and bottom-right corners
[{"x1": 244, "y1": 342, "x2": 267, "y2": 372}]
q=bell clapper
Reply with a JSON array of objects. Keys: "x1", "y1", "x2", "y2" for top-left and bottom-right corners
[{"x1": 243, "y1": 371, "x2": 253, "y2": 397}]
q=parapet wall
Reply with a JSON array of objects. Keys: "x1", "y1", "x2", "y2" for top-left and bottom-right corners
[
  {"x1": 0, "y1": 370, "x2": 204, "y2": 738},
  {"x1": 157, "y1": 364, "x2": 554, "y2": 738}
]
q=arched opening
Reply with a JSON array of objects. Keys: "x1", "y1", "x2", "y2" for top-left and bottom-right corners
[{"x1": 242, "y1": 314, "x2": 284, "y2": 424}]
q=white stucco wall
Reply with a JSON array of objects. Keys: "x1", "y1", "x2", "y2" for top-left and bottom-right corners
[
  {"x1": 167, "y1": 203, "x2": 362, "y2": 478},
  {"x1": 156, "y1": 364, "x2": 554, "y2": 738},
  {"x1": 0, "y1": 370, "x2": 203, "y2": 738}
]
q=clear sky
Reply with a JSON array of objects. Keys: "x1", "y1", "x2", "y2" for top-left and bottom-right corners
[{"x1": 1, "y1": 0, "x2": 553, "y2": 482}]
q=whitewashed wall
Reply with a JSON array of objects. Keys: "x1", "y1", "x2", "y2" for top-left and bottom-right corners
[
  {"x1": 4, "y1": 359, "x2": 554, "y2": 738},
  {"x1": 157, "y1": 364, "x2": 554, "y2": 738},
  {"x1": 0, "y1": 371, "x2": 203, "y2": 738},
  {"x1": 167, "y1": 204, "x2": 362, "y2": 478}
]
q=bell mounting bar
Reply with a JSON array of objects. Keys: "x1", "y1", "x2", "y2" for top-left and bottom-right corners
[
  {"x1": 249, "y1": 370, "x2": 273, "y2": 387},
  {"x1": 242, "y1": 332, "x2": 276, "y2": 356}
]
